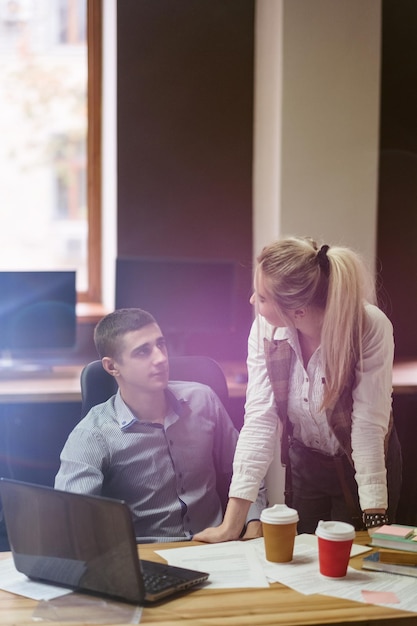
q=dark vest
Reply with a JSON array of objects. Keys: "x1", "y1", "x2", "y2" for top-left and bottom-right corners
[{"x1": 263, "y1": 337, "x2": 392, "y2": 466}]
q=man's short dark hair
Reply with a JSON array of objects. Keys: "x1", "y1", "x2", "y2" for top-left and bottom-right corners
[{"x1": 94, "y1": 308, "x2": 158, "y2": 359}]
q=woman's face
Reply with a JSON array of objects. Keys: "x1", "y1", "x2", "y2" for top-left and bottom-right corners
[{"x1": 250, "y1": 271, "x2": 289, "y2": 327}]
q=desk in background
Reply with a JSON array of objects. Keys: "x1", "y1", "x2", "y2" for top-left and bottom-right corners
[
  {"x1": 0, "y1": 366, "x2": 83, "y2": 405},
  {"x1": 0, "y1": 360, "x2": 417, "y2": 522},
  {"x1": 224, "y1": 358, "x2": 417, "y2": 431},
  {"x1": 0, "y1": 362, "x2": 246, "y2": 405},
  {"x1": 0, "y1": 358, "x2": 416, "y2": 404},
  {"x1": 0, "y1": 366, "x2": 84, "y2": 495},
  {"x1": 0, "y1": 362, "x2": 249, "y2": 432},
  {"x1": 0, "y1": 363, "x2": 246, "y2": 405},
  {"x1": 392, "y1": 359, "x2": 417, "y2": 394},
  {"x1": 0, "y1": 532, "x2": 416, "y2": 625},
  {"x1": 225, "y1": 358, "x2": 417, "y2": 397}
]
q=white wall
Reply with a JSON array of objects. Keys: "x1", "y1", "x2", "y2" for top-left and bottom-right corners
[
  {"x1": 253, "y1": 0, "x2": 381, "y2": 270},
  {"x1": 101, "y1": 0, "x2": 117, "y2": 311},
  {"x1": 253, "y1": 0, "x2": 381, "y2": 503},
  {"x1": 252, "y1": 0, "x2": 284, "y2": 256}
]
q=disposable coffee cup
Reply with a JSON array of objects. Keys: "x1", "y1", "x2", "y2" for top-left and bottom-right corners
[
  {"x1": 315, "y1": 520, "x2": 355, "y2": 578},
  {"x1": 260, "y1": 504, "x2": 299, "y2": 563}
]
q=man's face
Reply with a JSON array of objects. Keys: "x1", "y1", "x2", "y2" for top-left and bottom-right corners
[{"x1": 110, "y1": 323, "x2": 169, "y2": 392}]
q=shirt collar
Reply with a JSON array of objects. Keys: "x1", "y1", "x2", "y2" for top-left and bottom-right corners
[
  {"x1": 273, "y1": 324, "x2": 305, "y2": 364},
  {"x1": 114, "y1": 385, "x2": 187, "y2": 430},
  {"x1": 272, "y1": 324, "x2": 321, "y2": 366},
  {"x1": 273, "y1": 324, "x2": 297, "y2": 345}
]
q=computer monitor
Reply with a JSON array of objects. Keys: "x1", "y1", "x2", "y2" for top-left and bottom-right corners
[
  {"x1": 0, "y1": 271, "x2": 77, "y2": 372},
  {"x1": 115, "y1": 257, "x2": 237, "y2": 355}
]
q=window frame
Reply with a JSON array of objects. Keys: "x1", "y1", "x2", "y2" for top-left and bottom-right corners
[{"x1": 83, "y1": 0, "x2": 102, "y2": 305}]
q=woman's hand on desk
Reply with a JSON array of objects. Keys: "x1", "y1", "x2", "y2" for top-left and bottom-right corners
[
  {"x1": 194, "y1": 497, "x2": 253, "y2": 543},
  {"x1": 194, "y1": 519, "x2": 263, "y2": 543},
  {"x1": 193, "y1": 523, "x2": 237, "y2": 543}
]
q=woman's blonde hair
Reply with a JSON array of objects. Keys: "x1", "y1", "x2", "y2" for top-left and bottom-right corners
[{"x1": 257, "y1": 236, "x2": 376, "y2": 409}]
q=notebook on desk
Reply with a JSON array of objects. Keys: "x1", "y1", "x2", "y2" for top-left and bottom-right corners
[{"x1": 0, "y1": 478, "x2": 209, "y2": 605}]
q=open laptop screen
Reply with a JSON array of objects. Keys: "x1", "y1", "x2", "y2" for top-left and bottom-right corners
[{"x1": 0, "y1": 479, "x2": 145, "y2": 604}]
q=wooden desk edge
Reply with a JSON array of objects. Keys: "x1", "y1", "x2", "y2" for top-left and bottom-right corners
[{"x1": 0, "y1": 533, "x2": 416, "y2": 625}]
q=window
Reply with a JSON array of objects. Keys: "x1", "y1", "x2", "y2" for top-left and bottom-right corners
[
  {"x1": 59, "y1": 0, "x2": 87, "y2": 44},
  {"x1": 0, "y1": 0, "x2": 102, "y2": 304}
]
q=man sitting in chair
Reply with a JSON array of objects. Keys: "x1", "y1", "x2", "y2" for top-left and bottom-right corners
[{"x1": 55, "y1": 308, "x2": 266, "y2": 543}]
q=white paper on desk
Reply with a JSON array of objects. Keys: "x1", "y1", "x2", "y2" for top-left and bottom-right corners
[
  {"x1": 322, "y1": 568, "x2": 417, "y2": 613},
  {"x1": 0, "y1": 558, "x2": 73, "y2": 601},
  {"x1": 251, "y1": 537, "x2": 417, "y2": 614},
  {"x1": 156, "y1": 541, "x2": 269, "y2": 589},
  {"x1": 251, "y1": 537, "x2": 320, "y2": 589},
  {"x1": 252, "y1": 537, "x2": 367, "y2": 593}
]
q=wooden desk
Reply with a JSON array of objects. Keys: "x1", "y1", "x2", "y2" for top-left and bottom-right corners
[
  {"x1": 0, "y1": 532, "x2": 415, "y2": 626},
  {"x1": 0, "y1": 365, "x2": 84, "y2": 404},
  {"x1": 136, "y1": 533, "x2": 416, "y2": 626}
]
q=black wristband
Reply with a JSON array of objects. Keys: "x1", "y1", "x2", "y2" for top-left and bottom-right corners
[{"x1": 363, "y1": 512, "x2": 388, "y2": 529}]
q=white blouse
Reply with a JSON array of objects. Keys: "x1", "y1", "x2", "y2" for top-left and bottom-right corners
[{"x1": 230, "y1": 304, "x2": 394, "y2": 511}]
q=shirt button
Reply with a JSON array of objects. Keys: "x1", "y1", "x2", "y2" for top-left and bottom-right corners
[{"x1": 303, "y1": 398, "x2": 308, "y2": 402}]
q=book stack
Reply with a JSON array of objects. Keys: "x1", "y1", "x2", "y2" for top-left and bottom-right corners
[
  {"x1": 370, "y1": 524, "x2": 417, "y2": 552},
  {"x1": 362, "y1": 524, "x2": 417, "y2": 578}
]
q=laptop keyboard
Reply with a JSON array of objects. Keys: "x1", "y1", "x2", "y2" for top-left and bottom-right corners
[
  {"x1": 139, "y1": 559, "x2": 209, "y2": 600},
  {"x1": 143, "y1": 570, "x2": 186, "y2": 594}
]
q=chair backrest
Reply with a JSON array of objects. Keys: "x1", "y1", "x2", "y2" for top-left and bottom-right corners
[{"x1": 80, "y1": 355, "x2": 229, "y2": 418}]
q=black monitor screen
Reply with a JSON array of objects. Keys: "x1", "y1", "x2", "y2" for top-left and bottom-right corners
[
  {"x1": 116, "y1": 257, "x2": 236, "y2": 335},
  {"x1": 0, "y1": 271, "x2": 77, "y2": 353}
]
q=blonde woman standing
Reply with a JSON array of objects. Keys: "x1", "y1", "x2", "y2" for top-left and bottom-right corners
[{"x1": 195, "y1": 236, "x2": 401, "y2": 541}]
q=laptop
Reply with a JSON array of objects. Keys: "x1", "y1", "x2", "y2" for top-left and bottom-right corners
[{"x1": 0, "y1": 478, "x2": 209, "y2": 605}]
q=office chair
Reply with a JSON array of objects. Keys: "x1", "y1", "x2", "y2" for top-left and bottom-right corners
[
  {"x1": 80, "y1": 355, "x2": 229, "y2": 418},
  {"x1": 80, "y1": 356, "x2": 231, "y2": 513}
]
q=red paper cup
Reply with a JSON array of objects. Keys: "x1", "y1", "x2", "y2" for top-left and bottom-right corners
[{"x1": 315, "y1": 521, "x2": 355, "y2": 578}]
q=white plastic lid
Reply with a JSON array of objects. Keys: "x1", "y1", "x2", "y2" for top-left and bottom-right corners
[
  {"x1": 315, "y1": 520, "x2": 355, "y2": 541},
  {"x1": 260, "y1": 504, "x2": 299, "y2": 525}
]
